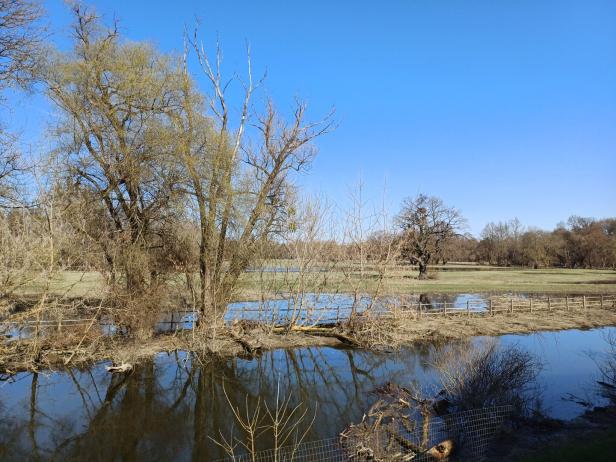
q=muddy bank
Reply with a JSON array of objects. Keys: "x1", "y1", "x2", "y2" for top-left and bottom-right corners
[
  {"x1": 3, "y1": 306, "x2": 616, "y2": 375},
  {"x1": 388, "y1": 306, "x2": 616, "y2": 342}
]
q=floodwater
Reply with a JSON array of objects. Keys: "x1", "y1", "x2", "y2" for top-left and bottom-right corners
[
  {"x1": 0, "y1": 326, "x2": 614, "y2": 461},
  {"x1": 0, "y1": 292, "x2": 515, "y2": 340}
]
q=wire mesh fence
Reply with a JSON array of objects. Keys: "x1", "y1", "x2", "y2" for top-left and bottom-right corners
[
  {"x1": 216, "y1": 405, "x2": 513, "y2": 462},
  {"x1": 3, "y1": 294, "x2": 615, "y2": 340}
]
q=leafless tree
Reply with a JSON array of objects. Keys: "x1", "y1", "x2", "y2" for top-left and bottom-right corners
[
  {"x1": 396, "y1": 194, "x2": 466, "y2": 279},
  {"x1": 174, "y1": 30, "x2": 334, "y2": 324},
  {"x1": 0, "y1": 131, "x2": 23, "y2": 207},
  {"x1": 0, "y1": 0, "x2": 44, "y2": 91},
  {"x1": 0, "y1": 0, "x2": 44, "y2": 207}
]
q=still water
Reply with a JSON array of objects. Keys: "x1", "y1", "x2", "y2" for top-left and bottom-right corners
[
  {"x1": 2, "y1": 293, "x2": 531, "y2": 340},
  {"x1": 0, "y1": 327, "x2": 613, "y2": 461}
]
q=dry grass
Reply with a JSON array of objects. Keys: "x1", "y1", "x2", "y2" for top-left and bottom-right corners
[
  {"x1": 3, "y1": 302, "x2": 616, "y2": 375},
  {"x1": 378, "y1": 307, "x2": 616, "y2": 346}
]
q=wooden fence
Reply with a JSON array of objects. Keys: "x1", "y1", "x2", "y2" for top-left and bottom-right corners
[
  {"x1": 2, "y1": 294, "x2": 616, "y2": 335},
  {"x1": 406, "y1": 294, "x2": 616, "y2": 319}
]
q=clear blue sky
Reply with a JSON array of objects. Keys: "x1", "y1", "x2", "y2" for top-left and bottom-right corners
[{"x1": 7, "y1": 0, "x2": 616, "y2": 235}]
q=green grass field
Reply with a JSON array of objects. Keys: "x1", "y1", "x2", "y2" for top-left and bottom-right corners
[
  {"x1": 18, "y1": 265, "x2": 616, "y2": 300},
  {"x1": 237, "y1": 265, "x2": 616, "y2": 298}
]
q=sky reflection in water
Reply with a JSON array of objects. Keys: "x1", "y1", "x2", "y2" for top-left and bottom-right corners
[{"x1": 0, "y1": 326, "x2": 614, "y2": 461}]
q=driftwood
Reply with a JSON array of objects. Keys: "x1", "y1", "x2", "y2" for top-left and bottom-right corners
[
  {"x1": 105, "y1": 363, "x2": 132, "y2": 373},
  {"x1": 340, "y1": 383, "x2": 455, "y2": 461},
  {"x1": 425, "y1": 439, "x2": 454, "y2": 460},
  {"x1": 229, "y1": 320, "x2": 263, "y2": 355},
  {"x1": 230, "y1": 333, "x2": 262, "y2": 355},
  {"x1": 227, "y1": 320, "x2": 361, "y2": 355},
  {"x1": 272, "y1": 325, "x2": 361, "y2": 347}
]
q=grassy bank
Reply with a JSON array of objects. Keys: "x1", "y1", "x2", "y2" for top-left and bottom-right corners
[
  {"x1": 18, "y1": 266, "x2": 616, "y2": 301},
  {"x1": 4, "y1": 304, "x2": 616, "y2": 374},
  {"x1": 238, "y1": 266, "x2": 616, "y2": 298},
  {"x1": 519, "y1": 430, "x2": 616, "y2": 461}
]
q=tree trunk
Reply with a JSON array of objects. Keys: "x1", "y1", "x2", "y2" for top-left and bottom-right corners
[
  {"x1": 198, "y1": 241, "x2": 207, "y2": 321},
  {"x1": 418, "y1": 261, "x2": 429, "y2": 279}
]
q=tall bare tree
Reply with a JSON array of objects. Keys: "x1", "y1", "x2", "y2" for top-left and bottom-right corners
[
  {"x1": 0, "y1": 0, "x2": 43, "y2": 91},
  {"x1": 396, "y1": 194, "x2": 465, "y2": 279},
  {"x1": 0, "y1": 0, "x2": 44, "y2": 207},
  {"x1": 170, "y1": 33, "x2": 333, "y2": 323}
]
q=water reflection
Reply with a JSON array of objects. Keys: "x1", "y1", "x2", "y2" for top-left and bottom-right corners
[
  {"x1": 0, "y1": 293, "x2": 526, "y2": 340},
  {"x1": 0, "y1": 327, "x2": 614, "y2": 461},
  {"x1": 224, "y1": 292, "x2": 509, "y2": 325}
]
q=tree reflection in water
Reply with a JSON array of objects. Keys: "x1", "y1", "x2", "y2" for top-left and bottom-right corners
[{"x1": 0, "y1": 346, "x2": 437, "y2": 461}]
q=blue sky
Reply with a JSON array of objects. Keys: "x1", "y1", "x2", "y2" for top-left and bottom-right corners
[{"x1": 6, "y1": 0, "x2": 616, "y2": 235}]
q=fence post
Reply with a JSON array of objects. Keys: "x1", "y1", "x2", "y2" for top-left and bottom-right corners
[
  {"x1": 548, "y1": 297, "x2": 551, "y2": 311},
  {"x1": 566, "y1": 296, "x2": 569, "y2": 311},
  {"x1": 529, "y1": 298, "x2": 533, "y2": 313},
  {"x1": 467, "y1": 300, "x2": 470, "y2": 318},
  {"x1": 489, "y1": 299, "x2": 493, "y2": 316},
  {"x1": 583, "y1": 295, "x2": 586, "y2": 311},
  {"x1": 601, "y1": 294, "x2": 604, "y2": 309},
  {"x1": 418, "y1": 302, "x2": 421, "y2": 319},
  {"x1": 510, "y1": 299, "x2": 514, "y2": 314}
]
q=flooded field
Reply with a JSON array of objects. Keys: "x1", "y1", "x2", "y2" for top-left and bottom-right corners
[
  {"x1": 1, "y1": 326, "x2": 614, "y2": 461},
  {"x1": 0, "y1": 292, "x2": 516, "y2": 339}
]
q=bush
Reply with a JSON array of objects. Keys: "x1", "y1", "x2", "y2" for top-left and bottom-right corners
[{"x1": 432, "y1": 339, "x2": 542, "y2": 417}]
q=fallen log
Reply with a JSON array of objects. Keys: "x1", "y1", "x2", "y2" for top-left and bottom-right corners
[
  {"x1": 106, "y1": 363, "x2": 132, "y2": 373},
  {"x1": 425, "y1": 439, "x2": 454, "y2": 460},
  {"x1": 230, "y1": 334, "x2": 262, "y2": 355},
  {"x1": 272, "y1": 325, "x2": 361, "y2": 347}
]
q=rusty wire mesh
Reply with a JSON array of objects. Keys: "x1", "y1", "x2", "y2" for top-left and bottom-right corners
[{"x1": 217, "y1": 405, "x2": 513, "y2": 461}]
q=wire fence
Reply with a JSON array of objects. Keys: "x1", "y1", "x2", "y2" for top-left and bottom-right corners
[
  {"x1": 408, "y1": 294, "x2": 616, "y2": 319},
  {"x1": 217, "y1": 405, "x2": 513, "y2": 462},
  {"x1": 2, "y1": 294, "x2": 615, "y2": 338}
]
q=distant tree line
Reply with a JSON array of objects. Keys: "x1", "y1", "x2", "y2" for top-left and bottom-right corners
[
  {"x1": 0, "y1": 1, "x2": 613, "y2": 329},
  {"x1": 474, "y1": 216, "x2": 616, "y2": 269},
  {"x1": 214, "y1": 212, "x2": 616, "y2": 271},
  {"x1": 392, "y1": 214, "x2": 616, "y2": 270}
]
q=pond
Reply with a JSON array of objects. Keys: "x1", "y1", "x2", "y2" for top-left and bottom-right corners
[{"x1": 0, "y1": 326, "x2": 614, "y2": 461}]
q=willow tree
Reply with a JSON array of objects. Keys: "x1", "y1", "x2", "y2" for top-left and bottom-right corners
[
  {"x1": 396, "y1": 194, "x2": 466, "y2": 279},
  {"x1": 171, "y1": 36, "x2": 333, "y2": 323},
  {"x1": 0, "y1": 0, "x2": 44, "y2": 207},
  {"x1": 44, "y1": 5, "x2": 184, "y2": 292}
]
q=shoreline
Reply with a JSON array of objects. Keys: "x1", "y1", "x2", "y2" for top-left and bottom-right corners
[{"x1": 3, "y1": 306, "x2": 616, "y2": 374}]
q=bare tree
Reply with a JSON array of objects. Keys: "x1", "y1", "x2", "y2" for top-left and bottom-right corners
[
  {"x1": 396, "y1": 194, "x2": 465, "y2": 279},
  {"x1": 173, "y1": 31, "x2": 334, "y2": 324},
  {"x1": 0, "y1": 0, "x2": 43, "y2": 91},
  {"x1": 0, "y1": 131, "x2": 22, "y2": 207},
  {"x1": 277, "y1": 194, "x2": 337, "y2": 329},
  {"x1": 0, "y1": 0, "x2": 44, "y2": 207}
]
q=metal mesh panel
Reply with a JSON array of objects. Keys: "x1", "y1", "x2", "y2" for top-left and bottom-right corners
[{"x1": 217, "y1": 405, "x2": 512, "y2": 461}]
